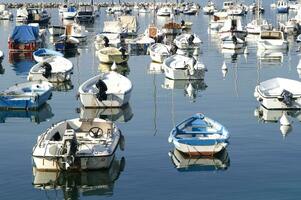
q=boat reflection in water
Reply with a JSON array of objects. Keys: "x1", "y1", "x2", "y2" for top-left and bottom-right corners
[
  {"x1": 52, "y1": 80, "x2": 74, "y2": 92},
  {"x1": 169, "y1": 149, "x2": 230, "y2": 172},
  {"x1": 148, "y1": 62, "x2": 163, "y2": 74},
  {"x1": 0, "y1": 63, "x2": 4, "y2": 74},
  {"x1": 79, "y1": 104, "x2": 133, "y2": 123},
  {"x1": 99, "y1": 62, "x2": 130, "y2": 77},
  {"x1": 257, "y1": 49, "x2": 285, "y2": 64},
  {"x1": 32, "y1": 157, "x2": 125, "y2": 198},
  {"x1": 162, "y1": 78, "x2": 207, "y2": 100},
  {"x1": 221, "y1": 48, "x2": 246, "y2": 63},
  {"x1": 254, "y1": 105, "x2": 301, "y2": 138},
  {"x1": 9, "y1": 52, "x2": 35, "y2": 76},
  {"x1": 0, "y1": 103, "x2": 54, "y2": 124}
]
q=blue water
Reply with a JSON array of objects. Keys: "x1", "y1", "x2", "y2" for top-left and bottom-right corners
[{"x1": 1, "y1": 1, "x2": 301, "y2": 199}]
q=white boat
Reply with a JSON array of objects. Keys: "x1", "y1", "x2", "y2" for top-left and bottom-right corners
[
  {"x1": 78, "y1": 71, "x2": 132, "y2": 108},
  {"x1": 168, "y1": 113, "x2": 230, "y2": 156},
  {"x1": 174, "y1": 33, "x2": 202, "y2": 50},
  {"x1": 246, "y1": 19, "x2": 271, "y2": 35},
  {"x1": 157, "y1": 6, "x2": 173, "y2": 16},
  {"x1": 219, "y1": 18, "x2": 247, "y2": 40},
  {"x1": 28, "y1": 56, "x2": 73, "y2": 83},
  {"x1": 203, "y1": 1, "x2": 216, "y2": 15},
  {"x1": 279, "y1": 19, "x2": 299, "y2": 35},
  {"x1": 63, "y1": 24, "x2": 88, "y2": 42},
  {"x1": 222, "y1": 35, "x2": 245, "y2": 49},
  {"x1": 163, "y1": 55, "x2": 206, "y2": 80},
  {"x1": 277, "y1": 0, "x2": 289, "y2": 13},
  {"x1": 48, "y1": 25, "x2": 65, "y2": 36},
  {"x1": 257, "y1": 31, "x2": 288, "y2": 50},
  {"x1": 149, "y1": 43, "x2": 171, "y2": 63},
  {"x1": 62, "y1": 6, "x2": 77, "y2": 20},
  {"x1": 0, "y1": 4, "x2": 13, "y2": 20},
  {"x1": 254, "y1": 78, "x2": 301, "y2": 109},
  {"x1": 33, "y1": 48, "x2": 64, "y2": 63},
  {"x1": 95, "y1": 33, "x2": 121, "y2": 50},
  {"x1": 16, "y1": 7, "x2": 28, "y2": 22},
  {"x1": 97, "y1": 47, "x2": 129, "y2": 64},
  {"x1": 32, "y1": 118, "x2": 122, "y2": 171}
]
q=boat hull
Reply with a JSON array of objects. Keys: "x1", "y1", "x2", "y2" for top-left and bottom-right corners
[
  {"x1": 97, "y1": 52, "x2": 129, "y2": 64},
  {"x1": 164, "y1": 65, "x2": 205, "y2": 80},
  {"x1": 28, "y1": 70, "x2": 73, "y2": 83}
]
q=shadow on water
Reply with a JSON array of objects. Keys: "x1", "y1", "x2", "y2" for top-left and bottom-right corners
[{"x1": 32, "y1": 157, "x2": 126, "y2": 199}]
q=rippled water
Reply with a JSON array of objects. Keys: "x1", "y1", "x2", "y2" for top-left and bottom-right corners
[{"x1": 1, "y1": 1, "x2": 301, "y2": 199}]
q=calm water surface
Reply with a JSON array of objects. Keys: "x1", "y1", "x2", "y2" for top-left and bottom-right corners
[{"x1": 1, "y1": 1, "x2": 301, "y2": 199}]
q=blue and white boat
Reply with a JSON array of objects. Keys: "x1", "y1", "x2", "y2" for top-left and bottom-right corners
[
  {"x1": 168, "y1": 113, "x2": 230, "y2": 156},
  {"x1": 276, "y1": 0, "x2": 289, "y2": 13},
  {"x1": 0, "y1": 81, "x2": 53, "y2": 110},
  {"x1": 33, "y1": 48, "x2": 63, "y2": 63}
]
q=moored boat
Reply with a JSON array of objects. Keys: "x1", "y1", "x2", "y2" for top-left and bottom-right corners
[
  {"x1": 149, "y1": 43, "x2": 171, "y2": 63},
  {"x1": 168, "y1": 113, "x2": 230, "y2": 156},
  {"x1": 97, "y1": 47, "x2": 129, "y2": 64},
  {"x1": 33, "y1": 48, "x2": 64, "y2": 63}
]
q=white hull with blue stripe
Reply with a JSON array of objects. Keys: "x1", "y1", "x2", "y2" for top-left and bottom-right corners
[
  {"x1": 168, "y1": 113, "x2": 229, "y2": 156},
  {"x1": 33, "y1": 48, "x2": 63, "y2": 63},
  {"x1": 0, "y1": 81, "x2": 53, "y2": 110}
]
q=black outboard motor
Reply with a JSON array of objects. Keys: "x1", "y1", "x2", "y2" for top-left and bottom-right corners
[
  {"x1": 181, "y1": 20, "x2": 185, "y2": 26},
  {"x1": 119, "y1": 47, "x2": 127, "y2": 60},
  {"x1": 42, "y1": 62, "x2": 52, "y2": 78},
  {"x1": 103, "y1": 36, "x2": 109, "y2": 47},
  {"x1": 281, "y1": 89, "x2": 294, "y2": 106},
  {"x1": 170, "y1": 43, "x2": 178, "y2": 55},
  {"x1": 232, "y1": 35, "x2": 238, "y2": 44},
  {"x1": 188, "y1": 34, "x2": 195, "y2": 45},
  {"x1": 96, "y1": 79, "x2": 108, "y2": 101}
]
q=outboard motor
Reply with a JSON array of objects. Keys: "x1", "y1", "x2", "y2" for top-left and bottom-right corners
[
  {"x1": 232, "y1": 35, "x2": 238, "y2": 44},
  {"x1": 170, "y1": 43, "x2": 178, "y2": 55},
  {"x1": 96, "y1": 79, "x2": 108, "y2": 101},
  {"x1": 188, "y1": 34, "x2": 195, "y2": 45},
  {"x1": 281, "y1": 89, "x2": 294, "y2": 106},
  {"x1": 119, "y1": 47, "x2": 127, "y2": 60},
  {"x1": 62, "y1": 129, "x2": 78, "y2": 170},
  {"x1": 103, "y1": 36, "x2": 109, "y2": 47},
  {"x1": 42, "y1": 62, "x2": 52, "y2": 78},
  {"x1": 181, "y1": 20, "x2": 185, "y2": 26}
]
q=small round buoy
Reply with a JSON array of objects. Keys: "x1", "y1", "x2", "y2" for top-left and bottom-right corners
[
  {"x1": 280, "y1": 125, "x2": 292, "y2": 138},
  {"x1": 222, "y1": 61, "x2": 228, "y2": 70},
  {"x1": 222, "y1": 69, "x2": 227, "y2": 78},
  {"x1": 186, "y1": 83, "x2": 194, "y2": 98},
  {"x1": 111, "y1": 62, "x2": 117, "y2": 71}
]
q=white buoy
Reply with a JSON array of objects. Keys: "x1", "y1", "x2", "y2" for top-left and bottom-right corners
[
  {"x1": 111, "y1": 61, "x2": 117, "y2": 71},
  {"x1": 222, "y1": 61, "x2": 228, "y2": 70},
  {"x1": 186, "y1": 83, "x2": 194, "y2": 98},
  {"x1": 280, "y1": 112, "x2": 291, "y2": 126},
  {"x1": 222, "y1": 69, "x2": 227, "y2": 78}
]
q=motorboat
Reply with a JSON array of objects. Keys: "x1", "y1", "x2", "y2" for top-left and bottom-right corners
[
  {"x1": 63, "y1": 24, "x2": 88, "y2": 42},
  {"x1": 125, "y1": 35, "x2": 155, "y2": 55},
  {"x1": 48, "y1": 25, "x2": 65, "y2": 36},
  {"x1": 203, "y1": 1, "x2": 216, "y2": 15},
  {"x1": 94, "y1": 33, "x2": 122, "y2": 50},
  {"x1": 163, "y1": 55, "x2": 206, "y2": 80},
  {"x1": 221, "y1": 35, "x2": 245, "y2": 50},
  {"x1": 157, "y1": 6, "x2": 173, "y2": 16},
  {"x1": 149, "y1": 43, "x2": 171, "y2": 63},
  {"x1": 78, "y1": 71, "x2": 132, "y2": 108},
  {"x1": 33, "y1": 48, "x2": 64, "y2": 63},
  {"x1": 0, "y1": 81, "x2": 53, "y2": 110},
  {"x1": 173, "y1": 33, "x2": 202, "y2": 50},
  {"x1": 75, "y1": 5, "x2": 95, "y2": 24},
  {"x1": 257, "y1": 31, "x2": 288, "y2": 50},
  {"x1": 28, "y1": 56, "x2": 73, "y2": 83},
  {"x1": 219, "y1": 18, "x2": 247, "y2": 40},
  {"x1": 0, "y1": 4, "x2": 13, "y2": 20},
  {"x1": 183, "y1": 4, "x2": 198, "y2": 15},
  {"x1": 55, "y1": 35, "x2": 79, "y2": 51},
  {"x1": 254, "y1": 77, "x2": 301, "y2": 109},
  {"x1": 246, "y1": 19, "x2": 271, "y2": 35},
  {"x1": 32, "y1": 118, "x2": 123, "y2": 170},
  {"x1": 168, "y1": 113, "x2": 230, "y2": 156},
  {"x1": 169, "y1": 149, "x2": 230, "y2": 172},
  {"x1": 62, "y1": 6, "x2": 77, "y2": 20},
  {"x1": 97, "y1": 47, "x2": 129, "y2": 64},
  {"x1": 8, "y1": 25, "x2": 41, "y2": 52},
  {"x1": 26, "y1": 8, "x2": 51, "y2": 25}
]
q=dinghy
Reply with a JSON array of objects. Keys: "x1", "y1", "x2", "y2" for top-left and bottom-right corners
[
  {"x1": 149, "y1": 43, "x2": 171, "y2": 63},
  {"x1": 94, "y1": 33, "x2": 121, "y2": 50},
  {"x1": 163, "y1": 55, "x2": 206, "y2": 80},
  {"x1": 33, "y1": 48, "x2": 64, "y2": 63},
  {"x1": 78, "y1": 71, "x2": 132, "y2": 108},
  {"x1": 97, "y1": 47, "x2": 129, "y2": 64},
  {"x1": 254, "y1": 78, "x2": 301, "y2": 109},
  {"x1": 28, "y1": 56, "x2": 73, "y2": 83},
  {"x1": 168, "y1": 113, "x2": 230, "y2": 156},
  {"x1": 32, "y1": 117, "x2": 123, "y2": 171},
  {"x1": 174, "y1": 33, "x2": 202, "y2": 49},
  {"x1": 0, "y1": 81, "x2": 53, "y2": 110}
]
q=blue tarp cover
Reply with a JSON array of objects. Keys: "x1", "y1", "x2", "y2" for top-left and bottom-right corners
[{"x1": 11, "y1": 25, "x2": 39, "y2": 44}]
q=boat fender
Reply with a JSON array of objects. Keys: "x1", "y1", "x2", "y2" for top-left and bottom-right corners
[{"x1": 119, "y1": 132, "x2": 125, "y2": 151}]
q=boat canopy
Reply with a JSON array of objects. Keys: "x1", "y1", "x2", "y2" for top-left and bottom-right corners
[{"x1": 11, "y1": 25, "x2": 39, "y2": 43}]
